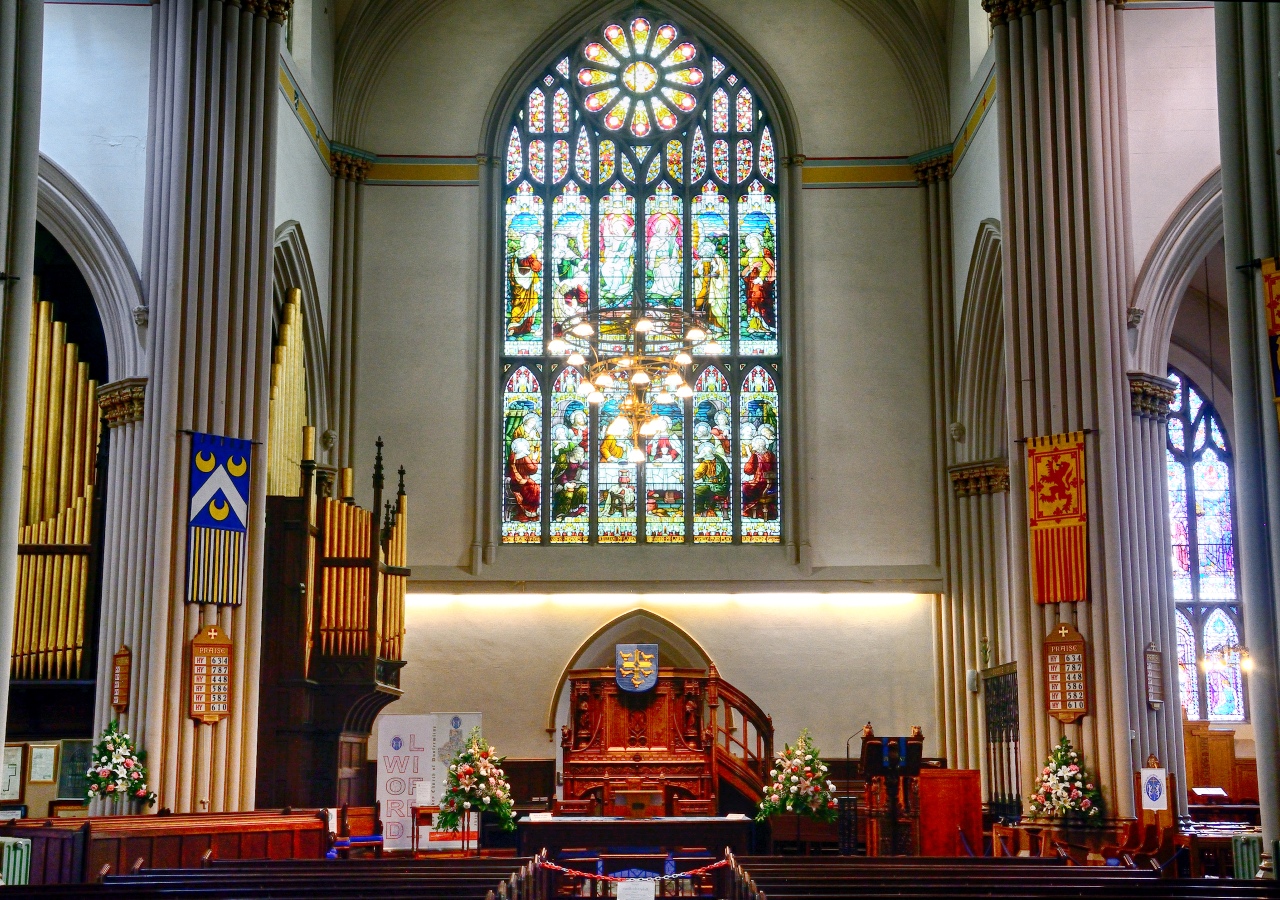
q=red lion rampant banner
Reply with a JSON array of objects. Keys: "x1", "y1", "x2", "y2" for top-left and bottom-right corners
[{"x1": 1026, "y1": 432, "x2": 1088, "y2": 604}]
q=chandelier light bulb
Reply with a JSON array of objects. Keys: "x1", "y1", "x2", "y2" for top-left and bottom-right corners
[
  {"x1": 547, "y1": 338, "x2": 570, "y2": 354},
  {"x1": 571, "y1": 322, "x2": 595, "y2": 337},
  {"x1": 567, "y1": 352, "x2": 587, "y2": 366},
  {"x1": 577, "y1": 381, "x2": 594, "y2": 397},
  {"x1": 607, "y1": 416, "x2": 629, "y2": 437},
  {"x1": 639, "y1": 420, "x2": 659, "y2": 436},
  {"x1": 705, "y1": 341, "x2": 722, "y2": 354},
  {"x1": 685, "y1": 327, "x2": 706, "y2": 342},
  {"x1": 631, "y1": 371, "x2": 651, "y2": 385},
  {"x1": 664, "y1": 373, "x2": 682, "y2": 388},
  {"x1": 676, "y1": 384, "x2": 694, "y2": 399},
  {"x1": 627, "y1": 447, "x2": 646, "y2": 464},
  {"x1": 674, "y1": 351, "x2": 693, "y2": 366},
  {"x1": 656, "y1": 391, "x2": 675, "y2": 404},
  {"x1": 587, "y1": 390, "x2": 605, "y2": 405},
  {"x1": 617, "y1": 357, "x2": 633, "y2": 368},
  {"x1": 595, "y1": 373, "x2": 615, "y2": 388},
  {"x1": 635, "y1": 318, "x2": 654, "y2": 333},
  {"x1": 1242, "y1": 650, "x2": 1254, "y2": 673}
]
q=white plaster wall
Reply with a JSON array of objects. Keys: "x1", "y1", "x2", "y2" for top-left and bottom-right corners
[
  {"x1": 283, "y1": 0, "x2": 335, "y2": 133},
  {"x1": 274, "y1": 94, "x2": 334, "y2": 331},
  {"x1": 40, "y1": 4, "x2": 152, "y2": 269},
  {"x1": 374, "y1": 592, "x2": 939, "y2": 761},
  {"x1": 947, "y1": 0, "x2": 995, "y2": 137},
  {"x1": 1124, "y1": 6, "x2": 1219, "y2": 277},
  {"x1": 949, "y1": 109, "x2": 1002, "y2": 325}
]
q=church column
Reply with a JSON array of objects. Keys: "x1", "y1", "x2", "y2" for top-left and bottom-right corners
[
  {"x1": 986, "y1": 0, "x2": 1145, "y2": 817},
  {"x1": 328, "y1": 148, "x2": 371, "y2": 470},
  {"x1": 1214, "y1": 2, "x2": 1280, "y2": 849},
  {"x1": 133, "y1": 0, "x2": 291, "y2": 812},
  {"x1": 0, "y1": 0, "x2": 44, "y2": 752}
]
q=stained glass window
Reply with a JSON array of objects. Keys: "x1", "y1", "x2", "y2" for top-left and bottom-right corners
[
  {"x1": 500, "y1": 9, "x2": 782, "y2": 544},
  {"x1": 1166, "y1": 368, "x2": 1246, "y2": 722}
]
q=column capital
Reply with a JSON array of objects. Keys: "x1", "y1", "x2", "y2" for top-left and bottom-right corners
[
  {"x1": 265, "y1": 0, "x2": 293, "y2": 23},
  {"x1": 1128, "y1": 372, "x2": 1177, "y2": 421},
  {"x1": 982, "y1": 0, "x2": 1063, "y2": 24},
  {"x1": 98, "y1": 377, "x2": 147, "y2": 428},
  {"x1": 332, "y1": 148, "x2": 373, "y2": 183},
  {"x1": 913, "y1": 153, "x2": 952, "y2": 184},
  {"x1": 949, "y1": 460, "x2": 1010, "y2": 497}
]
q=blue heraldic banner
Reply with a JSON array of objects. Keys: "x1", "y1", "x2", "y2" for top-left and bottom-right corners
[
  {"x1": 616, "y1": 643, "x2": 658, "y2": 693},
  {"x1": 187, "y1": 433, "x2": 252, "y2": 606}
]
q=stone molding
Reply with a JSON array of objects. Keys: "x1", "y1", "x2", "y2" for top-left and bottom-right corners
[
  {"x1": 949, "y1": 460, "x2": 1010, "y2": 497},
  {"x1": 1128, "y1": 372, "x2": 1177, "y2": 421},
  {"x1": 98, "y1": 378, "x2": 147, "y2": 428},
  {"x1": 913, "y1": 153, "x2": 952, "y2": 184},
  {"x1": 332, "y1": 150, "x2": 372, "y2": 183}
]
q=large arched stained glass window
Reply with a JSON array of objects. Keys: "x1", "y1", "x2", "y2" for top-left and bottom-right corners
[
  {"x1": 501, "y1": 12, "x2": 781, "y2": 545},
  {"x1": 1166, "y1": 369, "x2": 1246, "y2": 722}
]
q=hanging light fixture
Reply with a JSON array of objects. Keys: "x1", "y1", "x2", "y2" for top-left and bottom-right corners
[{"x1": 547, "y1": 306, "x2": 719, "y2": 465}]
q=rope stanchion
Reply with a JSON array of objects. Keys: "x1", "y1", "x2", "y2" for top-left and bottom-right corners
[{"x1": 535, "y1": 857, "x2": 730, "y2": 885}]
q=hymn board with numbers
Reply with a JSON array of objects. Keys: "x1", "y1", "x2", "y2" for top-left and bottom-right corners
[
  {"x1": 189, "y1": 626, "x2": 233, "y2": 724},
  {"x1": 1043, "y1": 623, "x2": 1090, "y2": 723}
]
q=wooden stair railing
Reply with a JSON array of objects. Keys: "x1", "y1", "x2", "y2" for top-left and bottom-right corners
[{"x1": 709, "y1": 664, "x2": 773, "y2": 804}]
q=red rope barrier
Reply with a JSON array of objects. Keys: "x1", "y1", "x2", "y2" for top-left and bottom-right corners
[{"x1": 536, "y1": 857, "x2": 729, "y2": 884}]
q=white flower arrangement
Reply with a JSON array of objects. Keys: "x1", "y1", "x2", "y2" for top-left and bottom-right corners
[
  {"x1": 1027, "y1": 736, "x2": 1101, "y2": 823},
  {"x1": 435, "y1": 728, "x2": 516, "y2": 833},
  {"x1": 755, "y1": 729, "x2": 838, "y2": 824},
  {"x1": 86, "y1": 720, "x2": 156, "y2": 807}
]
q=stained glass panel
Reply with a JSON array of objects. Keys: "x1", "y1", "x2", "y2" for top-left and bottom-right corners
[
  {"x1": 504, "y1": 184, "x2": 543, "y2": 356},
  {"x1": 652, "y1": 24, "x2": 676, "y2": 57},
  {"x1": 598, "y1": 389, "x2": 638, "y2": 543},
  {"x1": 529, "y1": 139, "x2": 546, "y2": 183},
  {"x1": 553, "y1": 89, "x2": 571, "y2": 133},
  {"x1": 599, "y1": 183, "x2": 636, "y2": 311},
  {"x1": 645, "y1": 388, "x2": 685, "y2": 542},
  {"x1": 644, "y1": 184, "x2": 683, "y2": 314},
  {"x1": 551, "y1": 139, "x2": 569, "y2": 182},
  {"x1": 712, "y1": 139, "x2": 729, "y2": 182},
  {"x1": 736, "y1": 139, "x2": 752, "y2": 183},
  {"x1": 1176, "y1": 611, "x2": 1200, "y2": 721},
  {"x1": 599, "y1": 140, "x2": 616, "y2": 181},
  {"x1": 691, "y1": 128, "x2": 707, "y2": 182},
  {"x1": 760, "y1": 128, "x2": 776, "y2": 182},
  {"x1": 693, "y1": 367, "x2": 732, "y2": 542},
  {"x1": 505, "y1": 128, "x2": 522, "y2": 183},
  {"x1": 646, "y1": 154, "x2": 662, "y2": 183},
  {"x1": 736, "y1": 88, "x2": 753, "y2": 132},
  {"x1": 741, "y1": 366, "x2": 780, "y2": 542},
  {"x1": 1168, "y1": 450, "x2": 1191, "y2": 600},
  {"x1": 620, "y1": 153, "x2": 636, "y2": 182},
  {"x1": 691, "y1": 182, "x2": 730, "y2": 344},
  {"x1": 502, "y1": 367, "x2": 542, "y2": 542},
  {"x1": 575, "y1": 129, "x2": 592, "y2": 182},
  {"x1": 667, "y1": 140, "x2": 683, "y2": 182},
  {"x1": 529, "y1": 89, "x2": 546, "y2": 132},
  {"x1": 711, "y1": 57, "x2": 725, "y2": 79},
  {"x1": 1203, "y1": 609, "x2": 1244, "y2": 721},
  {"x1": 1195, "y1": 448, "x2": 1235, "y2": 600},
  {"x1": 551, "y1": 184, "x2": 591, "y2": 325},
  {"x1": 711, "y1": 88, "x2": 729, "y2": 133},
  {"x1": 738, "y1": 183, "x2": 778, "y2": 355},
  {"x1": 556, "y1": 57, "x2": 570, "y2": 78},
  {"x1": 663, "y1": 88, "x2": 697, "y2": 113},
  {"x1": 550, "y1": 367, "x2": 590, "y2": 543}
]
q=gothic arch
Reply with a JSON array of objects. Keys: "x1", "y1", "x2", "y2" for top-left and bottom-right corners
[
  {"x1": 1131, "y1": 169, "x2": 1223, "y2": 377},
  {"x1": 545, "y1": 608, "x2": 715, "y2": 734},
  {"x1": 273, "y1": 220, "x2": 332, "y2": 450},
  {"x1": 36, "y1": 155, "x2": 146, "y2": 381},
  {"x1": 954, "y1": 219, "x2": 1006, "y2": 464}
]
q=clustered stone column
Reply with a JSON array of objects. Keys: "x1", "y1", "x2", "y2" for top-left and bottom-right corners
[
  {"x1": 0, "y1": 0, "x2": 44, "y2": 754},
  {"x1": 118, "y1": 0, "x2": 292, "y2": 812},
  {"x1": 328, "y1": 149, "x2": 371, "y2": 470},
  {"x1": 1215, "y1": 2, "x2": 1280, "y2": 851}
]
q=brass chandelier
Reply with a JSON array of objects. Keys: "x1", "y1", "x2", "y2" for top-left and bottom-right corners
[{"x1": 547, "y1": 307, "x2": 720, "y2": 465}]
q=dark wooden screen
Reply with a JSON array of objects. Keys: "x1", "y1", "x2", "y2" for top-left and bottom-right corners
[{"x1": 981, "y1": 662, "x2": 1020, "y2": 820}]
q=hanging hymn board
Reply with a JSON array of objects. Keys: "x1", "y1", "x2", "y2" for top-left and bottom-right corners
[
  {"x1": 1145, "y1": 643, "x2": 1165, "y2": 711},
  {"x1": 189, "y1": 626, "x2": 233, "y2": 724},
  {"x1": 1044, "y1": 623, "x2": 1089, "y2": 723},
  {"x1": 111, "y1": 646, "x2": 131, "y2": 713}
]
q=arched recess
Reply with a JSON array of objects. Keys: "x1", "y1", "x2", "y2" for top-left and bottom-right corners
[
  {"x1": 1131, "y1": 169, "x2": 1223, "y2": 377},
  {"x1": 36, "y1": 155, "x2": 145, "y2": 382},
  {"x1": 273, "y1": 220, "x2": 332, "y2": 446},
  {"x1": 545, "y1": 608, "x2": 714, "y2": 734},
  {"x1": 954, "y1": 219, "x2": 1005, "y2": 464}
]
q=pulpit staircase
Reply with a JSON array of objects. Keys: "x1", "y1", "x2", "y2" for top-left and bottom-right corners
[{"x1": 708, "y1": 666, "x2": 774, "y2": 810}]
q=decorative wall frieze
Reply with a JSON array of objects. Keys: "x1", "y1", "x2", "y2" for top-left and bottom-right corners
[
  {"x1": 98, "y1": 377, "x2": 147, "y2": 428},
  {"x1": 332, "y1": 149, "x2": 373, "y2": 183},
  {"x1": 913, "y1": 153, "x2": 952, "y2": 184},
  {"x1": 1128, "y1": 372, "x2": 1177, "y2": 421},
  {"x1": 949, "y1": 460, "x2": 1010, "y2": 497}
]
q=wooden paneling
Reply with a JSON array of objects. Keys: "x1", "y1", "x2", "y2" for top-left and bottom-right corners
[
  {"x1": 917, "y1": 769, "x2": 981, "y2": 857},
  {"x1": 1183, "y1": 720, "x2": 1254, "y2": 801}
]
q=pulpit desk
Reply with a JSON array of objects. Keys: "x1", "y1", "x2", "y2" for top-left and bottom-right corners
[{"x1": 516, "y1": 815, "x2": 753, "y2": 858}]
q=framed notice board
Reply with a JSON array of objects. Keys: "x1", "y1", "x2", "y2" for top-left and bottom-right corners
[
  {"x1": 189, "y1": 625, "x2": 233, "y2": 724},
  {"x1": 1044, "y1": 622, "x2": 1090, "y2": 723}
]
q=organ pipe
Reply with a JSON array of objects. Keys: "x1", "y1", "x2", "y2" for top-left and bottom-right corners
[{"x1": 267, "y1": 288, "x2": 308, "y2": 497}]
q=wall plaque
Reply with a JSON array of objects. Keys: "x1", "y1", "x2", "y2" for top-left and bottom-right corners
[
  {"x1": 189, "y1": 625, "x2": 233, "y2": 724},
  {"x1": 111, "y1": 645, "x2": 131, "y2": 713},
  {"x1": 1044, "y1": 622, "x2": 1089, "y2": 723},
  {"x1": 1144, "y1": 642, "x2": 1165, "y2": 711}
]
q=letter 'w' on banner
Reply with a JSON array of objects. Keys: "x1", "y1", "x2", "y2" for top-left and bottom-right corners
[
  {"x1": 1261, "y1": 258, "x2": 1280, "y2": 432},
  {"x1": 1026, "y1": 432, "x2": 1088, "y2": 604},
  {"x1": 187, "y1": 433, "x2": 252, "y2": 606}
]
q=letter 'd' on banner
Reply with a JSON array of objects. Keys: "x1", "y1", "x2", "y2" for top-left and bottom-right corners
[
  {"x1": 187, "y1": 433, "x2": 252, "y2": 606},
  {"x1": 1026, "y1": 432, "x2": 1088, "y2": 604}
]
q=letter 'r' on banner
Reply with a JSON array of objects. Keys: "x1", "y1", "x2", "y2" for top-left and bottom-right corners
[{"x1": 1026, "y1": 432, "x2": 1088, "y2": 604}]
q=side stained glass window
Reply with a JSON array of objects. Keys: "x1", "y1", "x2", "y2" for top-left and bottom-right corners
[
  {"x1": 499, "y1": 11, "x2": 782, "y2": 545},
  {"x1": 1166, "y1": 368, "x2": 1246, "y2": 722}
]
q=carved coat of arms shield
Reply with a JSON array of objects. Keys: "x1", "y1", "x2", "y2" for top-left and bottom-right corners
[{"x1": 615, "y1": 643, "x2": 658, "y2": 693}]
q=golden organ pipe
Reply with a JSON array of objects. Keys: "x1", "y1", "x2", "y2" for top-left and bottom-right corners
[{"x1": 44, "y1": 321, "x2": 65, "y2": 522}]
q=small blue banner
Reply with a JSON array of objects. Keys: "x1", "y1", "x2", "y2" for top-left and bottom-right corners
[
  {"x1": 616, "y1": 643, "x2": 658, "y2": 693},
  {"x1": 186, "y1": 433, "x2": 252, "y2": 606}
]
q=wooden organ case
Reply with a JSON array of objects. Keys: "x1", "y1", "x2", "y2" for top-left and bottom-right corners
[
  {"x1": 560, "y1": 664, "x2": 773, "y2": 817},
  {"x1": 256, "y1": 437, "x2": 409, "y2": 808}
]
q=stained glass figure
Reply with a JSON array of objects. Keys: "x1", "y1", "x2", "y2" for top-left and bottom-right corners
[
  {"x1": 740, "y1": 366, "x2": 780, "y2": 542},
  {"x1": 645, "y1": 387, "x2": 685, "y2": 543},
  {"x1": 529, "y1": 88, "x2": 546, "y2": 132},
  {"x1": 505, "y1": 128, "x2": 522, "y2": 183},
  {"x1": 739, "y1": 183, "x2": 778, "y2": 355},
  {"x1": 502, "y1": 366, "x2": 542, "y2": 542},
  {"x1": 691, "y1": 128, "x2": 708, "y2": 182},
  {"x1": 550, "y1": 367, "x2": 590, "y2": 543},
  {"x1": 553, "y1": 89, "x2": 571, "y2": 133},
  {"x1": 501, "y1": 16, "x2": 782, "y2": 545},
  {"x1": 736, "y1": 139, "x2": 753, "y2": 183},
  {"x1": 504, "y1": 184, "x2": 543, "y2": 356},
  {"x1": 693, "y1": 367, "x2": 732, "y2": 542},
  {"x1": 691, "y1": 182, "x2": 730, "y2": 343},
  {"x1": 551, "y1": 139, "x2": 570, "y2": 182},
  {"x1": 711, "y1": 88, "x2": 729, "y2": 133},
  {"x1": 551, "y1": 184, "x2": 591, "y2": 325},
  {"x1": 598, "y1": 389, "x2": 638, "y2": 543},
  {"x1": 760, "y1": 128, "x2": 776, "y2": 182},
  {"x1": 712, "y1": 139, "x2": 729, "y2": 182},
  {"x1": 1167, "y1": 368, "x2": 1246, "y2": 721},
  {"x1": 1176, "y1": 611, "x2": 1200, "y2": 721},
  {"x1": 736, "y1": 88, "x2": 753, "y2": 132},
  {"x1": 529, "y1": 139, "x2": 546, "y2": 183}
]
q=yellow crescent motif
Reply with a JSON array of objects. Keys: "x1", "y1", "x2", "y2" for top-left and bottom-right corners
[
  {"x1": 227, "y1": 456, "x2": 247, "y2": 477},
  {"x1": 208, "y1": 499, "x2": 230, "y2": 521},
  {"x1": 195, "y1": 451, "x2": 216, "y2": 473}
]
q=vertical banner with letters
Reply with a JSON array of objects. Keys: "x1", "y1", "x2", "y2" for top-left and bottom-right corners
[
  {"x1": 187, "y1": 433, "x2": 252, "y2": 606},
  {"x1": 1261, "y1": 258, "x2": 1280, "y2": 432},
  {"x1": 376, "y1": 712, "x2": 482, "y2": 851},
  {"x1": 1026, "y1": 432, "x2": 1088, "y2": 604}
]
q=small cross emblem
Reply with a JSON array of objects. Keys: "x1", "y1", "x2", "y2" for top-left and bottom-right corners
[{"x1": 1057, "y1": 625, "x2": 1071, "y2": 638}]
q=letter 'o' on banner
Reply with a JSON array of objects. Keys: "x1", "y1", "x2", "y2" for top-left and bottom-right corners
[
  {"x1": 1026, "y1": 432, "x2": 1088, "y2": 604},
  {"x1": 187, "y1": 433, "x2": 252, "y2": 606}
]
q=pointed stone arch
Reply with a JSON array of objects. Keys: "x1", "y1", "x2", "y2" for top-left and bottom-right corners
[
  {"x1": 273, "y1": 220, "x2": 332, "y2": 455},
  {"x1": 954, "y1": 219, "x2": 1005, "y2": 464}
]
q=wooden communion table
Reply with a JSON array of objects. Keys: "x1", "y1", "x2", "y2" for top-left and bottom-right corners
[{"x1": 516, "y1": 815, "x2": 753, "y2": 857}]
